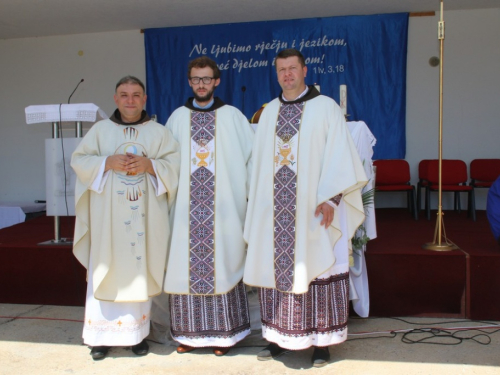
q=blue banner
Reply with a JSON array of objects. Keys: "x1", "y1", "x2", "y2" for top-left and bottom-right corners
[{"x1": 145, "y1": 13, "x2": 408, "y2": 159}]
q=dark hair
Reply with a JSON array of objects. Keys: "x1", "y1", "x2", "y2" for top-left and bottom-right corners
[
  {"x1": 115, "y1": 76, "x2": 145, "y2": 92},
  {"x1": 275, "y1": 48, "x2": 306, "y2": 69},
  {"x1": 188, "y1": 56, "x2": 221, "y2": 80}
]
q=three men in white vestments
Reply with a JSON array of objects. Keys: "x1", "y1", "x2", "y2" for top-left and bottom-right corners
[
  {"x1": 71, "y1": 76, "x2": 180, "y2": 360},
  {"x1": 163, "y1": 57, "x2": 254, "y2": 356},
  {"x1": 243, "y1": 49, "x2": 367, "y2": 367}
]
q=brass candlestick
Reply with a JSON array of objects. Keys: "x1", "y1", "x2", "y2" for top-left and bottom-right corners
[{"x1": 423, "y1": 0, "x2": 458, "y2": 251}]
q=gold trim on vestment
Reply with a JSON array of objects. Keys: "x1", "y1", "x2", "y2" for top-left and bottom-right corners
[
  {"x1": 213, "y1": 111, "x2": 217, "y2": 293},
  {"x1": 293, "y1": 103, "x2": 305, "y2": 288},
  {"x1": 272, "y1": 101, "x2": 305, "y2": 292}
]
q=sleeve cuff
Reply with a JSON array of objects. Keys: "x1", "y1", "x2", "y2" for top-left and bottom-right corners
[
  {"x1": 327, "y1": 193, "x2": 343, "y2": 209},
  {"x1": 148, "y1": 160, "x2": 167, "y2": 196},
  {"x1": 90, "y1": 159, "x2": 110, "y2": 193}
]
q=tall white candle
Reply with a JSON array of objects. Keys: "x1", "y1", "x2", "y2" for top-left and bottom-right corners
[{"x1": 339, "y1": 84, "x2": 347, "y2": 115}]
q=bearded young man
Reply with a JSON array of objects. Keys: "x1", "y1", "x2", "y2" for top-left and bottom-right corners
[{"x1": 163, "y1": 56, "x2": 254, "y2": 356}]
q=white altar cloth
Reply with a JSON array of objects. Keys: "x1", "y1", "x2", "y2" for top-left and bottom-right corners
[
  {"x1": 347, "y1": 121, "x2": 377, "y2": 318},
  {"x1": 25, "y1": 103, "x2": 108, "y2": 124},
  {"x1": 0, "y1": 202, "x2": 46, "y2": 230}
]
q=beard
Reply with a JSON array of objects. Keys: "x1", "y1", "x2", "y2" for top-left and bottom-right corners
[{"x1": 193, "y1": 86, "x2": 216, "y2": 103}]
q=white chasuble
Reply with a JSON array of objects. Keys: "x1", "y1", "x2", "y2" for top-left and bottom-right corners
[
  {"x1": 164, "y1": 101, "x2": 254, "y2": 295},
  {"x1": 72, "y1": 119, "x2": 180, "y2": 302},
  {"x1": 244, "y1": 90, "x2": 368, "y2": 294}
]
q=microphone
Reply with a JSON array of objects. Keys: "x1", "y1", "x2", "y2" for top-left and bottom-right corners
[{"x1": 68, "y1": 79, "x2": 84, "y2": 104}]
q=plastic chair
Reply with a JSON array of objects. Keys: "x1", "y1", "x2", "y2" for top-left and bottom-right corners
[
  {"x1": 373, "y1": 159, "x2": 418, "y2": 220},
  {"x1": 470, "y1": 159, "x2": 500, "y2": 188},
  {"x1": 425, "y1": 159, "x2": 476, "y2": 221}
]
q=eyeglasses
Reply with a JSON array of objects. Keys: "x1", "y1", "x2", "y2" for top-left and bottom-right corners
[{"x1": 189, "y1": 76, "x2": 214, "y2": 84}]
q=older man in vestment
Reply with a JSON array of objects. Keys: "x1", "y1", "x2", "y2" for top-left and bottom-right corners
[
  {"x1": 244, "y1": 49, "x2": 367, "y2": 367},
  {"x1": 163, "y1": 57, "x2": 253, "y2": 356},
  {"x1": 71, "y1": 76, "x2": 180, "y2": 360}
]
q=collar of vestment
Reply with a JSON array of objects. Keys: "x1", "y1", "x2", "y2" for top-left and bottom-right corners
[
  {"x1": 184, "y1": 97, "x2": 226, "y2": 112},
  {"x1": 278, "y1": 85, "x2": 320, "y2": 105},
  {"x1": 193, "y1": 98, "x2": 215, "y2": 109},
  {"x1": 109, "y1": 109, "x2": 151, "y2": 125}
]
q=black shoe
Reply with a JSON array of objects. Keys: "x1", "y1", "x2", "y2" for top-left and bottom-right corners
[
  {"x1": 311, "y1": 347, "x2": 330, "y2": 368},
  {"x1": 257, "y1": 343, "x2": 288, "y2": 361},
  {"x1": 131, "y1": 339, "x2": 149, "y2": 356},
  {"x1": 90, "y1": 346, "x2": 109, "y2": 360}
]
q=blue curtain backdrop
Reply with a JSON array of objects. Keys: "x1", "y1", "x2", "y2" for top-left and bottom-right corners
[{"x1": 144, "y1": 13, "x2": 408, "y2": 159}]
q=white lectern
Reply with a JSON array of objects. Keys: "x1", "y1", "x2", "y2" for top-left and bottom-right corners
[{"x1": 25, "y1": 103, "x2": 108, "y2": 245}]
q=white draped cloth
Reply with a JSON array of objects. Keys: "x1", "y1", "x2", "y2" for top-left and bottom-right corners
[
  {"x1": 347, "y1": 121, "x2": 377, "y2": 318},
  {"x1": 0, "y1": 205, "x2": 26, "y2": 230}
]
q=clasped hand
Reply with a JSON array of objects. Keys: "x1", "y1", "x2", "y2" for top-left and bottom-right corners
[{"x1": 105, "y1": 153, "x2": 155, "y2": 176}]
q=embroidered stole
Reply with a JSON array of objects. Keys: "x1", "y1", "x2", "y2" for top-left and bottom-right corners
[
  {"x1": 273, "y1": 102, "x2": 304, "y2": 292},
  {"x1": 189, "y1": 110, "x2": 216, "y2": 294}
]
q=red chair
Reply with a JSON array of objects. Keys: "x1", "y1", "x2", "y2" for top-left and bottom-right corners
[
  {"x1": 425, "y1": 159, "x2": 476, "y2": 221},
  {"x1": 470, "y1": 159, "x2": 500, "y2": 188},
  {"x1": 417, "y1": 159, "x2": 432, "y2": 212},
  {"x1": 374, "y1": 159, "x2": 418, "y2": 220}
]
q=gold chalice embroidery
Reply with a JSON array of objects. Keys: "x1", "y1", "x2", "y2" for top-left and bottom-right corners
[
  {"x1": 196, "y1": 139, "x2": 210, "y2": 167},
  {"x1": 279, "y1": 144, "x2": 291, "y2": 165},
  {"x1": 277, "y1": 134, "x2": 295, "y2": 167}
]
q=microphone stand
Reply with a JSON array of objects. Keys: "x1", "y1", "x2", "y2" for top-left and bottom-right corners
[{"x1": 41, "y1": 79, "x2": 85, "y2": 245}]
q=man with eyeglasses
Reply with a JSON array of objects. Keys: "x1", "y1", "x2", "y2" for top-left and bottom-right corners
[
  {"x1": 162, "y1": 56, "x2": 254, "y2": 356},
  {"x1": 243, "y1": 49, "x2": 367, "y2": 367}
]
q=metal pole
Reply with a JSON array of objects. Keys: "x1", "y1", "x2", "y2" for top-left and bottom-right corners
[
  {"x1": 423, "y1": 0, "x2": 457, "y2": 251},
  {"x1": 437, "y1": 6, "x2": 444, "y2": 246},
  {"x1": 52, "y1": 121, "x2": 61, "y2": 243},
  {"x1": 76, "y1": 121, "x2": 83, "y2": 138},
  {"x1": 52, "y1": 121, "x2": 59, "y2": 139}
]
